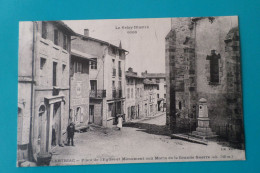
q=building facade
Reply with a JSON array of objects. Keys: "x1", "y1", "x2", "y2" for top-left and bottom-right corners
[
  {"x1": 165, "y1": 16, "x2": 244, "y2": 148},
  {"x1": 71, "y1": 30, "x2": 128, "y2": 127},
  {"x1": 143, "y1": 79, "x2": 158, "y2": 117},
  {"x1": 142, "y1": 71, "x2": 166, "y2": 112},
  {"x1": 70, "y1": 50, "x2": 93, "y2": 130},
  {"x1": 125, "y1": 67, "x2": 145, "y2": 122},
  {"x1": 18, "y1": 21, "x2": 74, "y2": 165}
]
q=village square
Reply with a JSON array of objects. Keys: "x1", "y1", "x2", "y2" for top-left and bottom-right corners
[{"x1": 17, "y1": 16, "x2": 245, "y2": 167}]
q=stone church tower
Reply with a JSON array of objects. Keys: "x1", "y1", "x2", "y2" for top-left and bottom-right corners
[{"x1": 165, "y1": 16, "x2": 244, "y2": 148}]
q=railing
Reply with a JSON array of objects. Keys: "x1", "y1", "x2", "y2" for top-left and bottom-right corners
[
  {"x1": 112, "y1": 68, "x2": 116, "y2": 77},
  {"x1": 112, "y1": 89, "x2": 123, "y2": 99},
  {"x1": 90, "y1": 90, "x2": 106, "y2": 98}
]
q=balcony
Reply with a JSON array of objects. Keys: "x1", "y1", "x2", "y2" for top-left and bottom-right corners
[
  {"x1": 112, "y1": 89, "x2": 123, "y2": 99},
  {"x1": 112, "y1": 68, "x2": 116, "y2": 77},
  {"x1": 90, "y1": 90, "x2": 106, "y2": 99}
]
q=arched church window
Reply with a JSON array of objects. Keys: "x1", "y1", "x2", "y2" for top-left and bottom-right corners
[{"x1": 206, "y1": 50, "x2": 221, "y2": 84}]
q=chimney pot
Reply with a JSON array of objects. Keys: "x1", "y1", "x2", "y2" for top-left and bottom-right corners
[{"x1": 84, "y1": 29, "x2": 89, "y2": 37}]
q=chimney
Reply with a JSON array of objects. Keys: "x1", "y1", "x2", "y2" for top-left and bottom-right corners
[{"x1": 84, "y1": 29, "x2": 89, "y2": 37}]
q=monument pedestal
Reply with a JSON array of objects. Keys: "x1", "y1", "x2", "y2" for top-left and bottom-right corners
[
  {"x1": 191, "y1": 117, "x2": 217, "y2": 139},
  {"x1": 191, "y1": 98, "x2": 217, "y2": 140}
]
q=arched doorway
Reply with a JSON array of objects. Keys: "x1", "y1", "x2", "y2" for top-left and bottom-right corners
[{"x1": 37, "y1": 105, "x2": 47, "y2": 155}]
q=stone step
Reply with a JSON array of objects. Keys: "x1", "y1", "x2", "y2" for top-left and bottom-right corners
[
  {"x1": 171, "y1": 133, "x2": 208, "y2": 145},
  {"x1": 190, "y1": 132, "x2": 218, "y2": 139},
  {"x1": 192, "y1": 131, "x2": 216, "y2": 136}
]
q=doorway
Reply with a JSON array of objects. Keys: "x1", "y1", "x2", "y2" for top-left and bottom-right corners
[
  {"x1": 52, "y1": 102, "x2": 61, "y2": 147},
  {"x1": 89, "y1": 105, "x2": 94, "y2": 124},
  {"x1": 37, "y1": 105, "x2": 47, "y2": 155}
]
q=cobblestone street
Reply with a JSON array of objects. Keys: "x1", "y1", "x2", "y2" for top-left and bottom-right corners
[{"x1": 50, "y1": 113, "x2": 245, "y2": 166}]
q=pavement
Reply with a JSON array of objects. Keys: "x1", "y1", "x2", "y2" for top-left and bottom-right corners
[{"x1": 49, "y1": 112, "x2": 245, "y2": 166}]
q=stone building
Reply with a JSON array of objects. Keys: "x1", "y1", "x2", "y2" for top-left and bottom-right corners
[
  {"x1": 18, "y1": 21, "x2": 74, "y2": 165},
  {"x1": 70, "y1": 49, "x2": 94, "y2": 130},
  {"x1": 142, "y1": 71, "x2": 166, "y2": 111},
  {"x1": 125, "y1": 67, "x2": 145, "y2": 122},
  {"x1": 143, "y1": 79, "x2": 158, "y2": 117},
  {"x1": 165, "y1": 16, "x2": 244, "y2": 148},
  {"x1": 71, "y1": 30, "x2": 128, "y2": 127}
]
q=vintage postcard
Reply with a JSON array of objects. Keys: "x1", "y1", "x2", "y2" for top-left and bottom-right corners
[{"x1": 17, "y1": 16, "x2": 245, "y2": 167}]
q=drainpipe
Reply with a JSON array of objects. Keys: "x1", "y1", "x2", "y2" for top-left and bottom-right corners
[{"x1": 28, "y1": 21, "x2": 36, "y2": 162}]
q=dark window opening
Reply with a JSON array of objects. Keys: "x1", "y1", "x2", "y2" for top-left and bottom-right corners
[
  {"x1": 112, "y1": 81, "x2": 115, "y2": 90},
  {"x1": 112, "y1": 47, "x2": 116, "y2": 54},
  {"x1": 53, "y1": 62, "x2": 57, "y2": 86},
  {"x1": 179, "y1": 101, "x2": 182, "y2": 110},
  {"x1": 90, "y1": 80, "x2": 97, "y2": 91},
  {"x1": 62, "y1": 64, "x2": 66, "y2": 73},
  {"x1": 207, "y1": 51, "x2": 221, "y2": 84},
  {"x1": 40, "y1": 58, "x2": 46, "y2": 70},
  {"x1": 42, "y1": 22, "x2": 47, "y2": 39},
  {"x1": 54, "y1": 29, "x2": 59, "y2": 45},
  {"x1": 63, "y1": 34, "x2": 68, "y2": 50},
  {"x1": 90, "y1": 58, "x2": 97, "y2": 69}
]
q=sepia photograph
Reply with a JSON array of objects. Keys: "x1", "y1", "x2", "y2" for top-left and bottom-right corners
[{"x1": 17, "y1": 16, "x2": 245, "y2": 167}]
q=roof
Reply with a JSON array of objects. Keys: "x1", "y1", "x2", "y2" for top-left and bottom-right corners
[
  {"x1": 225, "y1": 26, "x2": 239, "y2": 42},
  {"x1": 143, "y1": 73, "x2": 166, "y2": 78},
  {"x1": 71, "y1": 49, "x2": 97, "y2": 61},
  {"x1": 143, "y1": 79, "x2": 158, "y2": 85},
  {"x1": 125, "y1": 72, "x2": 144, "y2": 79},
  {"x1": 51, "y1": 21, "x2": 76, "y2": 35},
  {"x1": 75, "y1": 33, "x2": 128, "y2": 53}
]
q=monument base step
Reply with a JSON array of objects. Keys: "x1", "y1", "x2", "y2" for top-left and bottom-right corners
[
  {"x1": 171, "y1": 134, "x2": 208, "y2": 145},
  {"x1": 191, "y1": 131, "x2": 218, "y2": 140}
]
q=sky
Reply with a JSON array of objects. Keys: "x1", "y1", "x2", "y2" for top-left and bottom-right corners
[{"x1": 63, "y1": 18, "x2": 171, "y2": 75}]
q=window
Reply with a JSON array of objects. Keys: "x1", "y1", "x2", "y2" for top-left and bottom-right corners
[
  {"x1": 179, "y1": 101, "x2": 182, "y2": 110},
  {"x1": 54, "y1": 29, "x2": 59, "y2": 45},
  {"x1": 53, "y1": 62, "x2": 57, "y2": 86},
  {"x1": 118, "y1": 81, "x2": 122, "y2": 89},
  {"x1": 127, "y1": 88, "x2": 130, "y2": 99},
  {"x1": 90, "y1": 58, "x2": 97, "y2": 69},
  {"x1": 63, "y1": 34, "x2": 68, "y2": 50},
  {"x1": 77, "y1": 62, "x2": 82, "y2": 73},
  {"x1": 75, "y1": 107, "x2": 81, "y2": 122},
  {"x1": 42, "y1": 22, "x2": 47, "y2": 39},
  {"x1": 112, "y1": 47, "x2": 116, "y2": 54},
  {"x1": 118, "y1": 61, "x2": 122, "y2": 77},
  {"x1": 72, "y1": 59, "x2": 88, "y2": 74},
  {"x1": 156, "y1": 79, "x2": 160, "y2": 83},
  {"x1": 112, "y1": 59, "x2": 115, "y2": 67},
  {"x1": 62, "y1": 64, "x2": 66, "y2": 73},
  {"x1": 40, "y1": 58, "x2": 46, "y2": 70},
  {"x1": 131, "y1": 88, "x2": 133, "y2": 98},
  {"x1": 157, "y1": 85, "x2": 159, "y2": 90},
  {"x1": 157, "y1": 94, "x2": 159, "y2": 98},
  {"x1": 112, "y1": 81, "x2": 115, "y2": 89},
  {"x1": 206, "y1": 50, "x2": 221, "y2": 84},
  {"x1": 164, "y1": 94, "x2": 166, "y2": 98},
  {"x1": 90, "y1": 80, "x2": 97, "y2": 91}
]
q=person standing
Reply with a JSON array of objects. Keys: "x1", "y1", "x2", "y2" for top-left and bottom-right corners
[
  {"x1": 117, "y1": 114, "x2": 123, "y2": 130},
  {"x1": 67, "y1": 122, "x2": 75, "y2": 146}
]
